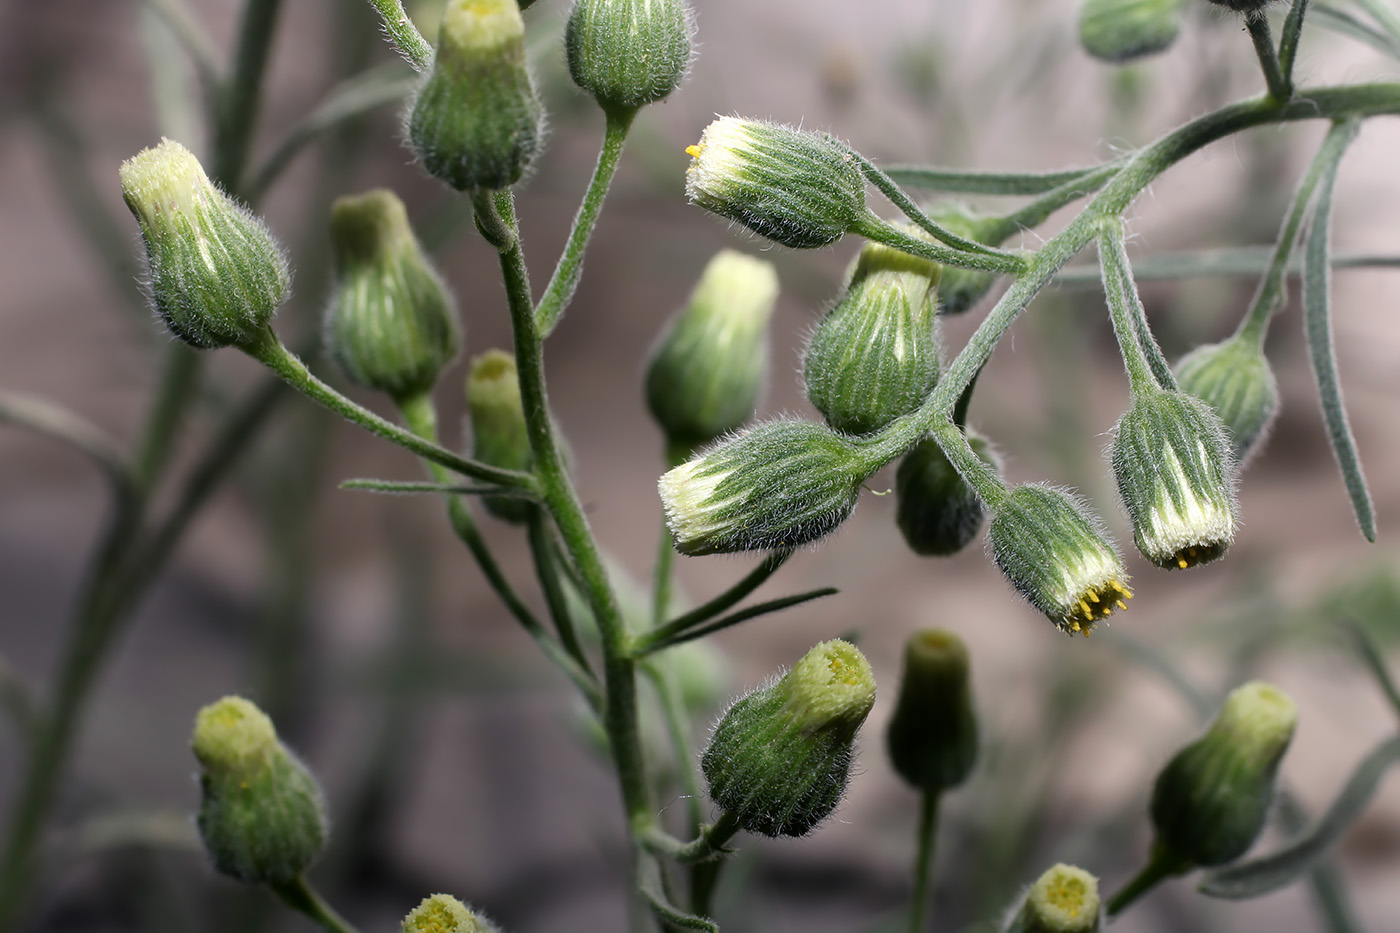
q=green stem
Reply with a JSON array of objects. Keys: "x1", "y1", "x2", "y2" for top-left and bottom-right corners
[
  {"x1": 212, "y1": 0, "x2": 285, "y2": 191},
  {"x1": 536, "y1": 107, "x2": 637, "y2": 336},
  {"x1": 907, "y1": 790, "x2": 941, "y2": 933},
  {"x1": 854, "y1": 213, "x2": 1028, "y2": 275},
  {"x1": 364, "y1": 0, "x2": 433, "y2": 71},
  {"x1": 989, "y1": 161, "x2": 1125, "y2": 241},
  {"x1": 479, "y1": 191, "x2": 652, "y2": 833},
  {"x1": 269, "y1": 875, "x2": 362, "y2": 933},
  {"x1": 641, "y1": 662, "x2": 704, "y2": 835},
  {"x1": 527, "y1": 509, "x2": 594, "y2": 677},
  {"x1": 395, "y1": 392, "x2": 600, "y2": 708},
  {"x1": 239, "y1": 327, "x2": 535, "y2": 490},
  {"x1": 856, "y1": 155, "x2": 1024, "y2": 261},
  {"x1": 926, "y1": 421, "x2": 1009, "y2": 510},
  {"x1": 1279, "y1": 0, "x2": 1311, "y2": 85},
  {"x1": 1237, "y1": 120, "x2": 1361, "y2": 346},
  {"x1": 1246, "y1": 13, "x2": 1292, "y2": 102},
  {"x1": 647, "y1": 810, "x2": 743, "y2": 864},
  {"x1": 0, "y1": 391, "x2": 134, "y2": 497},
  {"x1": 132, "y1": 344, "x2": 200, "y2": 489},
  {"x1": 652, "y1": 517, "x2": 677, "y2": 629},
  {"x1": 1098, "y1": 218, "x2": 1175, "y2": 394},
  {"x1": 143, "y1": 0, "x2": 222, "y2": 91},
  {"x1": 644, "y1": 550, "x2": 792, "y2": 644},
  {"x1": 1106, "y1": 845, "x2": 1187, "y2": 916}
]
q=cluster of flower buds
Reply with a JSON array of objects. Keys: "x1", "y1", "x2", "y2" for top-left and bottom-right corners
[
  {"x1": 804, "y1": 234, "x2": 942, "y2": 436},
  {"x1": 191, "y1": 697, "x2": 327, "y2": 885},
  {"x1": 1150, "y1": 681, "x2": 1297, "y2": 868},
  {"x1": 645, "y1": 250, "x2": 778, "y2": 463},
  {"x1": 565, "y1": 0, "x2": 693, "y2": 115},
  {"x1": 1003, "y1": 864, "x2": 1102, "y2": 933},
  {"x1": 120, "y1": 139, "x2": 290, "y2": 349},
  {"x1": 1077, "y1": 0, "x2": 1185, "y2": 63},
  {"x1": 702, "y1": 639, "x2": 876, "y2": 837},
  {"x1": 324, "y1": 189, "x2": 461, "y2": 401},
  {"x1": 466, "y1": 350, "x2": 533, "y2": 524},
  {"x1": 402, "y1": 894, "x2": 499, "y2": 933},
  {"x1": 886, "y1": 629, "x2": 978, "y2": 794},
  {"x1": 1174, "y1": 335, "x2": 1279, "y2": 465},
  {"x1": 895, "y1": 430, "x2": 998, "y2": 557},
  {"x1": 658, "y1": 420, "x2": 871, "y2": 555},
  {"x1": 1111, "y1": 389, "x2": 1237, "y2": 570}
]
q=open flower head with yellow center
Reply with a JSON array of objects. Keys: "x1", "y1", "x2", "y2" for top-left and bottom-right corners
[
  {"x1": 1006, "y1": 863, "x2": 1102, "y2": 933},
  {"x1": 684, "y1": 116, "x2": 867, "y2": 249},
  {"x1": 988, "y1": 484, "x2": 1132, "y2": 636},
  {"x1": 1111, "y1": 390, "x2": 1237, "y2": 570}
]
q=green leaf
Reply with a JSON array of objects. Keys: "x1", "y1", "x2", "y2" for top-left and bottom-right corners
[
  {"x1": 340, "y1": 478, "x2": 534, "y2": 499},
  {"x1": 1199, "y1": 734, "x2": 1400, "y2": 899},
  {"x1": 635, "y1": 587, "x2": 840, "y2": 656},
  {"x1": 1348, "y1": 620, "x2": 1400, "y2": 722},
  {"x1": 1303, "y1": 119, "x2": 1375, "y2": 542},
  {"x1": 1313, "y1": 5, "x2": 1400, "y2": 59},
  {"x1": 881, "y1": 163, "x2": 1115, "y2": 196}
]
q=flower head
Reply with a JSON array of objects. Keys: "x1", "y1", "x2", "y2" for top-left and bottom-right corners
[
  {"x1": 1111, "y1": 390, "x2": 1237, "y2": 570},
  {"x1": 1006, "y1": 864, "x2": 1102, "y2": 933},
  {"x1": 987, "y1": 484, "x2": 1132, "y2": 635},
  {"x1": 685, "y1": 117, "x2": 867, "y2": 249},
  {"x1": 1174, "y1": 335, "x2": 1279, "y2": 466}
]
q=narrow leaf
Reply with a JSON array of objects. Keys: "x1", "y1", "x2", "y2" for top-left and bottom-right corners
[
  {"x1": 637, "y1": 587, "x2": 840, "y2": 656},
  {"x1": 340, "y1": 478, "x2": 534, "y2": 499},
  {"x1": 1348, "y1": 620, "x2": 1400, "y2": 722},
  {"x1": 1313, "y1": 5, "x2": 1400, "y2": 59},
  {"x1": 1200, "y1": 735, "x2": 1400, "y2": 899},
  {"x1": 1302, "y1": 120, "x2": 1374, "y2": 541},
  {"x1": 882, "y1": 163, "x2": 1114, "y2": 196}
]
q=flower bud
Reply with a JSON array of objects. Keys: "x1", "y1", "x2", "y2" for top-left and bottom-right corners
[
  {"x1": 895, "y1": 430, "x2": 998, "y2": 557},
  {"x1": 804, "y1": 235, "x2": 941, "y2": 436},
  {"x1": 1077, "y1": 0, "x2": 1184, "y2": 64},
  {"x1": 119, "y1": 139, "x2": 290, "y2": 349},
  {"x1": 403, "y1": 894, "x2": 500, "y2": 933},
  {"x1": 1174, "y1": 336, "x2": 1279, "y2": 465},
  {"x1": 685, "y1": 117, "x2": 867, "y2": 250},
  {"x1": 408, "y1": 0, "x2": 542, "y2": 191},
  {"x1": 466, "y1": 350, "x2": 532, "y2": 524},
  {"x1": 926, "y1": 205, "x2": 1000, "y2": 315},
  {"x1": 324, "y1": 189, "x2": 461, "y2": 400},
  {"x1": 886, "y1": 629, "x2": 978, "y2": 794},
  {"x1": 702, "y1": 639, "x2": 876, "y2": 837},
  {"x1": 1111, "y1": 390, "x2": 1237, "y2": 570},
  {"x1": 988, "y1": 484, "x2": 1132, "y2": 636},
  {"x1": 1003, "y1": 864, "x2": 1102, "y2": 933},
  {"x1": 645, "y1": 250, "x2": 778, "y2": 460},
  {"x1": 565, "y1": 0, "x2": 693, "y2": 114},
  {"x1": 1150, "y1": 681, "x2": 1297, "y2": 867},
  {"x1": 191, "y1": 697, "x2": 327, "y2": 885},
  {"x1": 658, "y1": 420, "x2": 870, "y2": 555}
]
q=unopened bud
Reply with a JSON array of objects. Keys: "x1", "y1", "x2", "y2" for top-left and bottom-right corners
[
  {"x1": 895, "y1": 430, "x2": 998, "y2": 557},
  {"x1": 702, "y1": 639, "x2": 876, "y2": 837},
  {"x1": 1111, "y1": 390, "x2": 1237, "y2": 570},
  {"x1": 120, "y1": 139, "x2": 290, "y2": 349},
  {"x1": 324, "y1": 189, "x2": 461, "y2": 400},
  {"x1": 685, "y1": 117, "x2": 867, "y2": 250},
  {"x1": 409, "y1": 0, "x2": 542, "y2": 191},
  {"x1": 886, "y1": 629, "x2": 978, "y2": 794},
  {"x1": 928, "y1": 205, "x2": 1000, "y2": 315},
  {"x1": 566, "y1": 0, "x2": 693, "y2": 114},
  {"x1": 1151, "y1": 681, "x2": 1297, "y2": 867},
  {"x1": 1078, "y1": 0, "x2": 1184, "y2": 63},
  {"x1": 804, "y1": 235, "x2": 941, "y2": 436},
  {"x1": 1174, "y1": 336, "x2": 1279, "y2": 465},
  {"x1": 402, "y1": 894, "x2": 500, "y2": 933},
  {"x1": 658, "y1": 420, "x2": 870, "y2": 555},
  {"x1": 645, "y1": 250, "x2": 778, "y2": 460},
  {"x1": 466, "y1": 350, "x2": 532, "y2": 523},
  {"x1": 1004, "y1": 864, "x2": 1102, "y2": 933},
  {"x1": 988, "y1": 484, "x2": 1132, "y2": 636},
  {"x1": 192, "y1": 697, "x2": 327, "y2": 885}
]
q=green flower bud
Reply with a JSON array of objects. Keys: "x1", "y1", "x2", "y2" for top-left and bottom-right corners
[
  {"x1": 1174, "y1": 335, "x2": 1279, "y2": 465},
  {"x1": 885, "y1": 629, "x2": 978, "y2": 794},
  {"x1": 685, "y1": 117, "x2": 867, "y2": 250},
  {"x1": 119, "y1": 138, "x2": 290, "y2": 349},
  {"x1": 191, "y1": 697, "x2": 327, "y2": 885},
  {"x1": 565, "y1": 0, "x2": 693, "y2": 113},
  {"x1": 1004, "y1": 864, "x2": 1102, "y2": 933},
  {"x1": 1150, "y1": 681, "x2": 1297, "y2": 867},
  {"x1": 988, "y1": 484, "x2": 1132, "y2": 636},
  {"x1": 402, "y1": 894, "x2": 500, "y2": 933},
  {"x1": 658, "y1": 420, "x2": 870, "y2": 555},
  {"x1": 466, "y1": 350, "x2": 532, "y2": 524},
  {"x1": 702, "y1": 639, "x2": 876, "y2": 837},
  {"x1": 895, "y1": 430, "x2": 998, "y2": 557},
  {"x1": 324, "y1": 189, "x2": 461, "y2": 400},
  {"x1": 645, "y1": 249, "x2": 779, "y2": 459},
  {"x1": 804, "y1": 236, "x2": 941, "y2": 436},
  {"x1": 1111, "y1": 390, "x2": 1237, "y2": 570},
  {"x1": 409, "y1": 0, "x2": 542, "y2": 191},
  {"x1": 1077, "y1": 0, "x2": 1184, "y2": 64}
]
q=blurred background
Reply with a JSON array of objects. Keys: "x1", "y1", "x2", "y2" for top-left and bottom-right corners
[{"x1": 2, "y1": 0, "x2": 1400, "y2": 930}]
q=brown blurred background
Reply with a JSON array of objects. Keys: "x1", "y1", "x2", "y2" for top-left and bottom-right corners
[{"x1": 2, "y1": 0, "x2": 1400, "y2": 930}]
